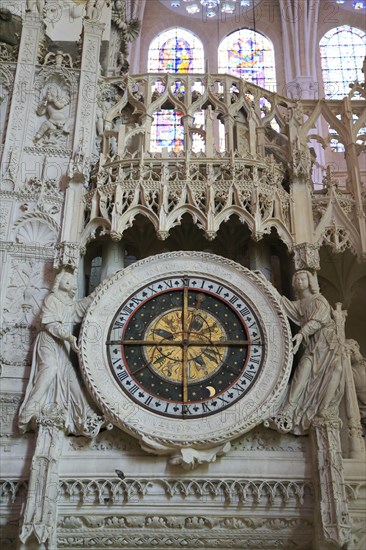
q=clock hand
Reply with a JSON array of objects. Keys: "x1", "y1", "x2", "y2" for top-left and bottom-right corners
[
  {"x1": 151, "y1": 328, "x2": 174, "y2": 340},
  {"x1": 191, "y1": 355, "x2": 206, "y2": 367},
  {"x1": 187, "y1": 294, "x2": 206, "y2": 334},
  {"x1": 190, "y1": 315, "x2": 204, "y2": 331},
  {"x1": 202, "y1": 349, "x2": 221, "y2": 362},
  {"x1": 182, "y1": 278, "x2": 189, "y2": 402}
]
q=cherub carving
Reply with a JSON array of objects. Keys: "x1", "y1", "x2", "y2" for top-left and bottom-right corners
[
  {"x1": 19, "y1": 270, "x2": 104, "y2": 437},
  {"x1": 273, "y1": 270, "x2": 344, "y2": 434},
  {"x1": 85, "y1": 0, "x2": 110, "y2": 21},
  {"x1": 34, "y1": 85, "x2": 70, "y2": 144}
]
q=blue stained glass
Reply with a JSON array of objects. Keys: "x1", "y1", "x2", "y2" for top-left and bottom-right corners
[
  {"x1": 352, "y1": 2, "x2": 366, "y2": 10},
  {"x1": 148, "y1": 29, "x2": 205, "y2": 153},
  {"x1": 218, "y1": 29, "x2": 276, "y2": 91},
  {"x1": 148, "y1": 28, "x2": 205, "y2": 73},
  {"x1": 150, "y1": 110, "x2": 205, "y2": 153},
  {"x1": 152, "y1": 111, "x2": 184, "y2": 150},
  {"x1": 320, "y1": 26, "x2": 365, "y2": 99},
  {"x1": 159, "y1": 38, "x2": 193, "y2": 73}
]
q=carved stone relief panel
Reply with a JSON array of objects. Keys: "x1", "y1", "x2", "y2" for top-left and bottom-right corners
[
  {"x1": 0, "y1": 63, "x2": 15, "y2": 146},
  {"x1": 7, "y1": 174, "x2": 64, "y2": 246},
  {"x1": 0, "y1": 200, "x2": 13, "y2": 240},
  {"x1": 55, "y1": 514, "x2": 314, "y2": 549},
  {"x1": 0, "y1": 393, "x2": 22, "y2": 437},
  {"x1": 72, "y1": 20, "x2": 105, "y2": 160},
  {"x1": 13, "y1": 215, "x2": 59, "y2": 246},
  {"x1": 64, "y1": 424, "x2": 310, "y2": 456},
  {"x1": 22, "y1": 64, "x2": 79, "y2": 159},
  {"x1": 1, "y1": 258, "x2": 53, "y2": 366},
  {"x1": 30, "y1": 82, "x2": 71, "y2": 148},
  {"x1": 230, "y1": 426, "x2": 308, "y2": 454},
  {"x1": 1, "y1": 14, "x2": 43, "y2": 188}
]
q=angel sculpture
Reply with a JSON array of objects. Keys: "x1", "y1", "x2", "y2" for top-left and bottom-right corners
[{"x1": 274, "y1": 270, "x2": 344, "y2": 434}]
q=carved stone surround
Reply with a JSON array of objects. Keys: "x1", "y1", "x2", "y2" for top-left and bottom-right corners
[
  {"x1": 1, "y1": 397, "x2": 365, "y2": 548},
  {"x1": 0, "y1": 475, "x2": 315, "y2": 549},
  {"x1": 1, "y1": 474, "x2": 365, "y2": 549}
]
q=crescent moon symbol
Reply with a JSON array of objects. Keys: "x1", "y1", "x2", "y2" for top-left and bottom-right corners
[{"x1": 206, "y1": 386, "x2": 216, "y2": 397}]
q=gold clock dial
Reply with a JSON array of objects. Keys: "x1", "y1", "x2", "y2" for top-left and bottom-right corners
[
  {"x1": 144, "y1": 301, "x2": 227, "y2": 384},
  {"x1": 107, "y1": 275, "x2": 264, "y2": 418}
]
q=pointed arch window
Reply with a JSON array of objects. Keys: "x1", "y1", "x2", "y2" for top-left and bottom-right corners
[
  {"x1": 148, "y1": 28, "x2": 205, "y2": 153},
  {"x1": 320, "y1": 26, "x2": 365, "y2": 99},
  {"x1": 218, "y1": 29, "x2": 276, "y2": 91},
  {"x1": 148, "y1": 28, "x2": 205, "y2": 73}
]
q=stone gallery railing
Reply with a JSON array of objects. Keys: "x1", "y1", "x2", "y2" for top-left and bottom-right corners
[
  {"x1": 74, "y1": 72, "x2": 365, "y2": 258},
  {"x1": 84, "y1": 152, "x2": 291, "y2": 244}
]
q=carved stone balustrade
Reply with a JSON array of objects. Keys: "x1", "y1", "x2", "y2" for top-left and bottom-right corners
[
  {"x1": 82, "y1": 153, "x2": 292, "y2": 246},
  {"x1": 74, "y1": 73, "x2": 365, "y2": 260},
  {"x1": 96, "y1": 73, "x2": 297, "y2": 171}
]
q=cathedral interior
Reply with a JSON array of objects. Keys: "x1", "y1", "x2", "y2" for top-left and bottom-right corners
[{"x1": 0, "y1": 1, "x2": 365, "y2": 549}]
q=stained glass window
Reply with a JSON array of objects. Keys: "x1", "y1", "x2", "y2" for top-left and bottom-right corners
[
  {"x1": 148, "y1": 28, "x2": 205, "y2": 73},
  {"x1": 148, "y1": 29, "x2": 204, "y2": 152},
  {"x1": 218, "y1": 29, "x2": 276, "y2": 91},
  {"x1": 151, "y1": 111, "x2": 184, "y2": 152},
  {"x1": 320, "y1": 26, "x2": 365, "y2": 99},
  {"x1": 150, "y1": 110, "x2": 205, "y2": 154},
  {"x1": 329, "y1": 114, "x2": 366, "y2": 152}
]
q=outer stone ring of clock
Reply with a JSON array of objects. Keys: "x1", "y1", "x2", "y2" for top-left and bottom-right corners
[
  {"x1": 80, "y1": 253, "x2": 293, "y2": 444},
  {"x1": 143, "y1": 307, "x2": 228, "y2": 384}
]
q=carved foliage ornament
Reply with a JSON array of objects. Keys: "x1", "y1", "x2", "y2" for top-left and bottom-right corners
[{"x1": 79, "y1": 252, "x2": 293, "y2": 460}]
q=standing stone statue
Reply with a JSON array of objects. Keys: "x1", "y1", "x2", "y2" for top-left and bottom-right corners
[
  {"x1": 274, "y1": 270, "x2": 344, "y2": 434},
  {"x1": 347, "y1": 339, "x2": 366, "y2": 435},
  {"x1": 19, "y1": 270, "x2": 107, "y2": 547},
  {"x1": 19, "y1": 269, "x2": 103, "y2": 436}
]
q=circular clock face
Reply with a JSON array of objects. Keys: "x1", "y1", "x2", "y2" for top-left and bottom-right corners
[
  {"x1": 79, "y1": 253, "x2": 292, "y2": 449},
  {"x1": 107, "y1": 276, "x2": 264, "y2": 418}
]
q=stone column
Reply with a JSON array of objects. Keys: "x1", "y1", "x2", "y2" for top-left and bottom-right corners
[
  {"x1": 19, "y1": 413, "x2": 65, "y2": 550},
  {"x1": 342, "y1": 98, "x2": 366, "y2": 257},
  {"x1": 249, "y1": 241, "x2": 272, "y2": 281},
  {"x1": 141, "y1": 114, "x2": 153, "y2": 154},
  {"x1": 0, "y1": 13, "x2": 43, "y2": 189},
  {"x1": 289, "y1": 176, "x2": 315, "y2": 261},
  {"x1": 221, "y1": 115, "x2": 235, "y2": 153},
  {"x1": 311, "y1": 417, "x2": 352, "y2": 550},
  {"x1": 278, "y1": 0, "x2": 320, "y2": 100},
  {"x1": 55, "y1": 19, "x2": 105, "y2": 273},
  {"x1": 343, "y1": 352, "x2": 365, "y2": 459},
  {"x1": 100, "y1": 241, "x2": 125, "y2": 281},
  {"x1": 288, "y1": 105, "x2": 318, "y2": 271}
]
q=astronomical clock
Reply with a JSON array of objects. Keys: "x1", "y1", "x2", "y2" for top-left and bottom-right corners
[{"x1": 79, "y1": 252, "x2": 293, "y2": 462}]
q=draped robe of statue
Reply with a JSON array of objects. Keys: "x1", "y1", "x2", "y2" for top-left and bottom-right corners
[
  {"x1": 280, "y1": 293, "x2": 345, "y2": 435},
  {"x1": 19, "y1": 290, "x2": 99, "y2": 435}
]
